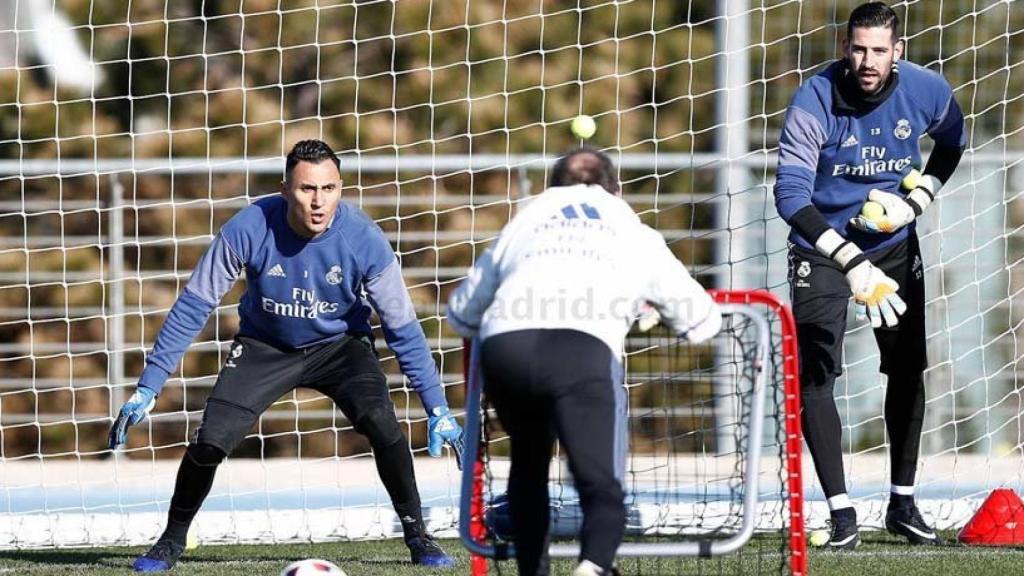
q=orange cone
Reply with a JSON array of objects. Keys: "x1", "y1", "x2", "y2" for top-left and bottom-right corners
[{"x1": 958, "y1": 488, "x2": 1024, "y2": 546}]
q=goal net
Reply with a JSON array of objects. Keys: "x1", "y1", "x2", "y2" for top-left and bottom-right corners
[
  {"x1": 461, "y1": 292, "x2": 805, "y2": 575},
  {"x1": 0, "y1": 0, "x2": 1021, "y2": 562}
]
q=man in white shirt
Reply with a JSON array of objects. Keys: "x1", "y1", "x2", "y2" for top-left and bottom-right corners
[{"x1": 448, "y1": 148, "x2": 721, "y2": 576}]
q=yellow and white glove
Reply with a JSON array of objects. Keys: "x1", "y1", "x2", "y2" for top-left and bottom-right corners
[
  {"x1": 849, "y1": 170, "x2": 941, "y2": 234},
  {"x1": 849, "y1": 188, "x2": 916, "y2": 233},
  {"x1": 901, "y1": 168, "x2": 941, "y2": 215},
  {"x1": 815, "y1": 228, "x2": 906, "y2": 328},
  {"x1": 844, "y1": 259, "x2": 906, "y2": 328}
]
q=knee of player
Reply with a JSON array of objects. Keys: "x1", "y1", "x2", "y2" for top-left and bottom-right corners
[
  {"x1": 197, "y1": 399, "x2": 261, "y2": 456},
  {"x1": 578, "y1": 487, "x2": 627, "y2": 518},
  {"x1": 595, "y1": 486, "x2": 627, "y2": 509},
  {"x1": 186, "y1": 442, "x2": 227, "y2": 467},
  {"x1": 356, "y1": 406, "x2": 405, "y2": 447}
]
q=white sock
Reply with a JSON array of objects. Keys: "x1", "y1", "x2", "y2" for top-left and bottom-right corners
[
  {"x1": 828, "y1": 493, "x2": 853, "y2": 512},
  {"x1": 891, "y1": 484, "x2": 915, "y2": 496},
  {"x1": 573, "y1": 560, "x2": 606, "y2": 576}
]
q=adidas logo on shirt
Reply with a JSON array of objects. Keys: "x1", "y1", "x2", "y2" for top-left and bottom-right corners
[
  {"x1": 267, "y1": 264, "x2": 286, "y2": 278},
  {"x1": 841, "y1": 134, "x2": 859, "y2": 148}
]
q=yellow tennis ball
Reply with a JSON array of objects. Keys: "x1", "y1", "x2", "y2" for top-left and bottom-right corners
[
  {"x1": 902, "y1": 168, "x2": 922, "y2": 190},
  {"x1": 809, "y1": 529, "x2": 830, "y2": 547},
  {"x1": 861, "y1": 200, "x2": 885, "y2": 221},
  {"x1": 570, "y1": 115, "x2": 597, "y2": 139}
]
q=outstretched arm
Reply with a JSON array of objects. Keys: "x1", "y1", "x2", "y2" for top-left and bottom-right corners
[
  {"x1": 639, "y1": 229, "x2": 722, "y2": 343},
  {"x1": 446, "y1": 246, "x2": 500, "y2": 338},
  {"x1": 364, "y1": 259, "x2": 446, "y2": 412},
  {"x1": 364, "y1": 259, "x2": 463, "y2": 459},
  {"x1": 139, "y1": 235, "x2": 244, "y2": 393},
  {"x1": 110, "y1": 234, "x2": 243, "y2": 449}
]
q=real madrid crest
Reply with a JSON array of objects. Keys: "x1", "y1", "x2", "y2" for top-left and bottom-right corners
[
  {"x1": 226, "y1": 341, "x2": 244, "y2": 368},
  {"x1": 894, "y1": 118, "x2": 912, "y2": 140},
  {"x1": 797, "y1": 261, "x2": 811, "y2": 278},
  {"x1": 325, "y1": 265, "x2": 343, "y2": 285}
]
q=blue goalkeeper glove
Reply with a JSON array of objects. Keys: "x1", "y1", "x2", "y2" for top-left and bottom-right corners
[
  {"x1": 427, "y1": 406, "x2": 464, "y2": 462},
  {"x1": 108, "y1": 387, "x2": 157, "y2": 450}
]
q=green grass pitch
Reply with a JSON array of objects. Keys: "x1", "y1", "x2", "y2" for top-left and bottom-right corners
[{"x1": 2, "y1": 532, "x2": 1023, "y2": 575}]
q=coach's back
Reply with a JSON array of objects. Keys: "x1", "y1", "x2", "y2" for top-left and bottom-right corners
[{"x1": 448, "y1": 183, "x2": 718, "y2": 357}]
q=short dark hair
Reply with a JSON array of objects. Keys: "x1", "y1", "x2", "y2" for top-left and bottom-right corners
[
  {"x1": 285, "y1": 139, "x2": 341, "y2": 178},
  {"x1": 549, "y1": 147, "x2": 619, "y2": 194},
  {"x1": 847, "y1": 2, "x2": 899, "y2": 42}
]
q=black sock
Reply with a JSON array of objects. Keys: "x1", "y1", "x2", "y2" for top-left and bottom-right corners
[
  {"x1": 801, "y1": 381, "x2": 848, "y2": 499},
  {"x1": 885, "y1": 372, "x2": 926, "y2": 487},
  {"x1": 831, "y1": 507, "x2": 857, "y2": 524},
  {"x1": 370, "y1": 435, "x2": 423, "y2": 539},
  {"x1": 161, "y1": 450, "x2": 220, "y2": 543},
  {"x1": 399, "y1": 512, "x2": 426, "y2": 542}
]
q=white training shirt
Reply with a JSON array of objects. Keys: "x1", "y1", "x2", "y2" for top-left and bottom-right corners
[{"x1": 447, "y1": 184, "x2": 721, "y2": 357}]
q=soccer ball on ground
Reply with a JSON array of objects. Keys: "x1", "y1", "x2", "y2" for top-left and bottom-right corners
[{"x1": 280, "y1": 559, "x2": 347, "y2": 576}]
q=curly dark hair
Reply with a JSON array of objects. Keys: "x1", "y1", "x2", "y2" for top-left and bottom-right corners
[{"x1": 285, "y1": 139, "x2": 341, "y2": 178}]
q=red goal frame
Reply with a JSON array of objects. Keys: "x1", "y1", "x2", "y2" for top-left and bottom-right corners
[{"x1": 460, "y1": 289, "x2": 806, "y2": 576}]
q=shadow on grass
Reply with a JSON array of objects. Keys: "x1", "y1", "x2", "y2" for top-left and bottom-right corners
[
  {"x1": 187, "y1": 553, "x2": 414, "y2": 566},
  {"x1": 0, "y1": 541, "x2": 462, "y2": 574},
  {"x1": 183, "y1": 542, "x2": 421, "y2": 567},
  {"x1": 859, "y1": 529, "x2": 964, "y2": 548},
  {"x1": 0, "y1": 548, "x2": 137, "y2": 567}
]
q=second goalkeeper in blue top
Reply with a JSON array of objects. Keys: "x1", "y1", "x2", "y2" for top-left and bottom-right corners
[
  {"x1": 109, "y1": 139, "x2": 463, "y2": 572},
  {"x1": 773, "y1": 2, "x2": 965, "y2": 551}
]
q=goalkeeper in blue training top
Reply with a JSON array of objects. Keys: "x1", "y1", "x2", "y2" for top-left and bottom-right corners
[
  {"x1": 109, "y1": 139, "x2": 464, "y2": 572},
  {"x1": 773, "y1": 2, "x2": 965, "y2": 550}
]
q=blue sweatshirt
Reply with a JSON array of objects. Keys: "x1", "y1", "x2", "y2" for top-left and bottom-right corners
[
  {"x1": 138, "y1": 196, "x2": 446, "y2": 412},
  {"x1": 774, "y1": 60, "x2": 965, "y2": 252}
]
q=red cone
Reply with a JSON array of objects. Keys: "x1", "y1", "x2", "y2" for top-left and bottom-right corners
[{"x1": 958, "y1": 488, "x2": 1024, "y2": 546}]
